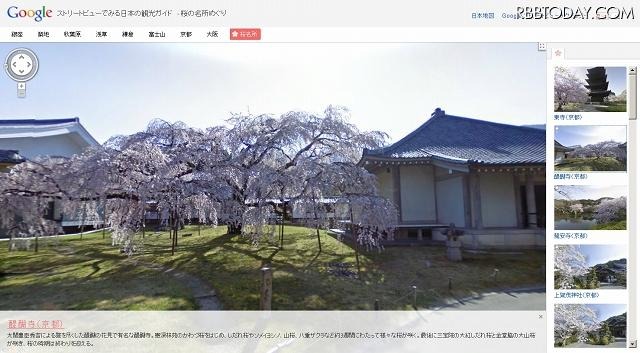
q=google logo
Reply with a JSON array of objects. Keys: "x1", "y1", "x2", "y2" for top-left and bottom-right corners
[{"x1": 6, "y1": 6, "x2": 53, "y2": 22}]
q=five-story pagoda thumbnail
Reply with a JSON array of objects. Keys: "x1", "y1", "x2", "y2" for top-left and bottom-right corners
[{"x1": 585, "y1": 66, "x2": 612, "y2": 103}]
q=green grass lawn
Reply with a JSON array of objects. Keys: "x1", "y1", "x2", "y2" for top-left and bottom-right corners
[
  {"x1": 555, "y1": 157, "x2": 626, "y2": 171},
  {"x1": 0, "y1": 225, "x2": 545, "y2": 310},
  {"x1": 592, "y1": 220, "x2": 627, "y2": 230},
  {"x1": 0, "y1": 234, "x2": 196, "y2": 310},
  {"x1": 556, "y1": 102, "x2": 627, "y2": 113},
  {"x1": 595, "y1": 102, "x2": 627, "y2": 112}
]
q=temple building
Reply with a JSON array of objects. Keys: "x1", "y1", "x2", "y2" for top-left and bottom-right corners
[
  {"x1": 0, "y1": 118, "x2": 99, "y2": 232},
  {"x1": 0, "y1": 149, "x2": 24, "y2": 172},
  {"x1": 0, "y1": 118, "x2": 98, "y2": 159},
  {"x1": 359, "y1": 108, "x2": 545, "y2": 249},
  {"x1": 554, "y1": 141, "x2": 574, "y2": 165},
  {"x1": 585, "y1": 67, "x2": 612, "y2": 103}
]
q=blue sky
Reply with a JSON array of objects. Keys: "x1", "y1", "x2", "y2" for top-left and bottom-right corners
[
  {"x1": 567, "y1": 66, "x2": 627, "y2": 96},
  {"x1": 587, "y1": 304, "x2": 626, "y2": 322},
  {"x1": 555, "y1": 125, "x2": 626, "y2": 146},
  {"x1": 576, "y1": 244, "x2": 627, "y2": 267},
  {"x1": 1, "y1": 43, "x2": 546, "y2": 143}
]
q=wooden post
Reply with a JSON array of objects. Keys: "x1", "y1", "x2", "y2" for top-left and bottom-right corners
[
  {"x1": 260, "y1": 266, "x2": 273, "y2": 310},
  {"x1": 374, "y1": 299, "x2": 380, "y2": 311},
  {"x1": 412, "y1": 285, "x2": 417, "y2": 308},
  {"x1": 141, "y1": 200, "x2": 145, "y2": 239},
  {"x1": 448, "y1": 277, "x2": 453, "y2": 291},
  {"x1": 102, "y1": 204, "x2": 107, "y2": 239},
  {"x1": 392, "y1": 165, "x2": 402, "y2": 222},
  {"x1": 525, "y1": 174, "x2": 538, "y2": 229},
  {"x1": 471, "y1": 172, "x2": 483, "y2": 229}
]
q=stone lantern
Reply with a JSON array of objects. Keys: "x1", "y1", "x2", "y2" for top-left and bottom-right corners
[{"x1": 441, "y1": 223, "x2": 464, "y2": 262}]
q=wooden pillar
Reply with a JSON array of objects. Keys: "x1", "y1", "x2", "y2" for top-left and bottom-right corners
[
  {"x1": 470, "y1": 172, "x2": 483, "y2": 229},
  {"x1": 462, "y1": 174, "x2": 472, "y2": 228},
  {"x1": 392, "y1": 165, "x2": 402, "y2": 222},
  {"x1": 513, "y1": 174, "x2": 523, "y2": 228},
  {"x1": 525, "y1": 174, "x2": 538, "y2": 229}
]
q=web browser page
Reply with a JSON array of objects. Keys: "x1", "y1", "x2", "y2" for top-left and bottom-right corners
[{"x1": 0, "y1": 1, "x2": 637, "y2": 352}]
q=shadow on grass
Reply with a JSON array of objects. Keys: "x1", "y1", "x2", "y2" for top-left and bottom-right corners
[{"x1": 0, "y1": 262, "x2": 196, "y2": 310}]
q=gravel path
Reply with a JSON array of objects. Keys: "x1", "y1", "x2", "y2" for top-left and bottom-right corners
[
  {"x1": 143, "y1": 262, "x2": 222, "y2": 310},
  {"x1": 430, "y1": 286, "x2": 545, "y2": 311}
]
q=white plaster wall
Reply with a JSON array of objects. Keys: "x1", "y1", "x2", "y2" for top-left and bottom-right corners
[
  {"x1": 400, "y1": 165, "x2": 436, "y2": 222},
  {"x1": 435, "y1": 176, "x2": 465, "y2": 227},
  {"x1": 0, "y1": 135, "x2": 85, "y2": 158},
  {"x1": 479, "y1": 173, "x2": 517, "y2": 227},
  {"x1": 375, "y1": 169, "x2": 393, "y2": 203}
]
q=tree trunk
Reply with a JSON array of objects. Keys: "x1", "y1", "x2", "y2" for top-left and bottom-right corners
[
  {"x1": 353, "y1": 235, "x2": 360, "y2": 278},
  {"x1": 173, "y1": 228, "x2": 178, "y2": 255},
  {"x1": 171, "y1": 213, "x2": 177, "y2": 256},
  {"x1": 79, "y1": 203, "x2": 87, "y2": 240},
  {"x1": 316, "y1": 226, "x2": 322, "y2": 252},
  {"x1": 313, "y1": 204, "x2": 322, "y2": 252},
  {"x1": 349, "y1": 207, "x2": 360, "y2": 277},
  {"x1": 171, "y1": 228, "x2": 175, "y2": 256},
  {"x1": 141, "y1": 203, "x2": 145, "y2": 239},
  {"x1": 279, "y1": 205, "x2": 286, "y2": 249},
  {"x1": 228, "y1": 223, "x2": 242, "y2": 235}
]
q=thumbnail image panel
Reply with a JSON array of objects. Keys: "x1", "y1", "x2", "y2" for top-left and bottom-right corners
[
  {"x1": 554, "y1": 125, "x2": 627, "y2": 171},
  {"x1": 555, "y1": 303, "x2": 627, "y2": 348},
  {"x1": 554, "y1": 66, "x2": 627, "y2": 112},
  {"x1": 554, "y1": 244, "x2": 627, "y2": 290},
  {"x1": 554, "y1": 185, "x2": 627, "y2": 230}
]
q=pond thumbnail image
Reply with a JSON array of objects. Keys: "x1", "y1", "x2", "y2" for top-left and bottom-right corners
[
  {"x1": 554, "y1": 244, "x2": 627, "y2": 290},
  {"x1": 554, "y1": 185, "x2": 626, "y2": 230},
  {"x1": 555, "y1": 125, "x2": 626, "y2": 171},
  {"x1": 555, "y1": 303, "x2": 627, "y2": 348},
  {"x1": 554, "y1": 66, "x2": 627, "y2": 112}
]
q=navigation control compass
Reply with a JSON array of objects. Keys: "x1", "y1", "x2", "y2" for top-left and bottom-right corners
[{"x1": 4, "y1": 48, "x2": 39, "y2": 98}]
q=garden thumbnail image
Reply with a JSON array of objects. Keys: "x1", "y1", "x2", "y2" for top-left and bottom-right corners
[
  {"x1": 554, "y1": 244, "x2": 626, "y2": 290},
  {"x1": 555, "y1": 304, "x2": 627, "y2": 348},
  {"x1": 554, "y1": 66, "x2": 627, "y2": 112},
  {"x1": 554, "y1": 185, "x2": 626, "y2": 230},
  {"x1": 554, "y1": 125, "x2": 626, "y2": 171}
]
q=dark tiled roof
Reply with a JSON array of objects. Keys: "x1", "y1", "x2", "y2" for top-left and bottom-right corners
[
  {"x1": 363, "y1": 108, "x2": 545, "y2": 165},
  {"x1": 0, "y1": 149, "x2": 24, "y2": 164},
  {"x1": 0, "y1": 118, "x2": 79, "y2": 125}
]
